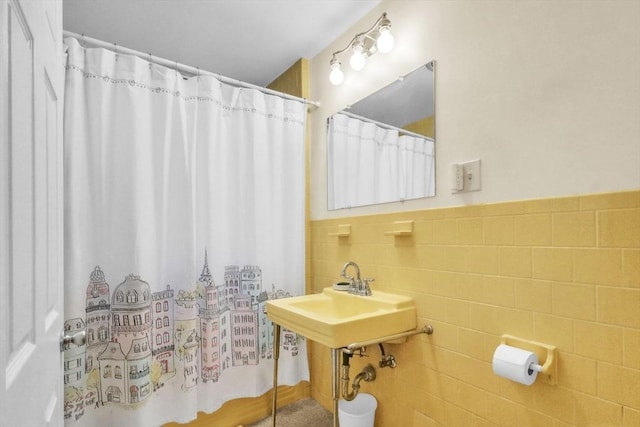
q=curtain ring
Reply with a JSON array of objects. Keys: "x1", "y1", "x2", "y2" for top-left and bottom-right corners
[
  {"x1": 113, "y1": 42, "x2": 118, "y2": 60},
  {"x1": 148, "y1": 53, "x2": 153, "y2": 69},
  {"x1": 196, "y1": 66, "x2": 200, "y2": 81}
]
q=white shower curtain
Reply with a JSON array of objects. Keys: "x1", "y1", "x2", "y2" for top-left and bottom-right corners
[
  {"x1": 327, "y1": 113, "x2": 434, "y2": 209},
  {"x1": 398, "y1": 134, "x2": 435, "y2": 201},
  {"x1": 62, "y1": 38, "x2": 308, "y2": 426},
  {"x1": 328, "y1": 113, "x2": 398, "y2": 209}
]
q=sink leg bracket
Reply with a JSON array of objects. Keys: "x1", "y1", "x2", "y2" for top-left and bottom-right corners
[
  {"x1": 332, "y1": 348, "x2": 340, "y2": 427},
  {"x1": 342, "y1": 323, "x2": 434, "y2": 354},
  {"x1": 271, "y1": 324, "x2": 281, "y2": 427}
]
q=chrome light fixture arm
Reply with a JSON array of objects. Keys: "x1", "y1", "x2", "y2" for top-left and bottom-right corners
[
  {"x1": 330, "y1": 12, "x2": 389, "y2": 58},
  {"x1": 329, "y1": 12, "x2": 394, "y2": 85}
]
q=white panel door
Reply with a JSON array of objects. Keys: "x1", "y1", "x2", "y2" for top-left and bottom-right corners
[{"x1": 0, "y1": 0, "x2": 64, "y2": 426}]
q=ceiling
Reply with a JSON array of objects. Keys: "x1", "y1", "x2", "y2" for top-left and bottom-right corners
[{"x1": 63, "y1": 0, "x2": 381, "y2": 87}]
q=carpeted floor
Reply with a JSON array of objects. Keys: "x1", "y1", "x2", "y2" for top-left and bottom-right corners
[{"x1": 246, "y1": 398, "x2": 333, "y2": 427}]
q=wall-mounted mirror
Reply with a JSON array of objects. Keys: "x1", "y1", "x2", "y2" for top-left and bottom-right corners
[{"x1": 327, "y1": 61, "x2": 435, "y2": 210}]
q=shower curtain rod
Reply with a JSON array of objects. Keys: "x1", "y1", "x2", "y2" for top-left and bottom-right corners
[
  {"x1": 63, "y1": 30, "x2": 320, "y2": 111},
  {"x1": 339, "y1": 110, "x2": 434, "y2": 141}
]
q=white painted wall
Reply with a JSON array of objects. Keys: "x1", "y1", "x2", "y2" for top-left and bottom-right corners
[{"x1": 309, "y1": 0, "x2": 640, "y2": 220}]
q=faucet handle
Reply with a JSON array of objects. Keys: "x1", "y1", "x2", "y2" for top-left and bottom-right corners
[{"x1": 361, "y1": 278, "x2": 374, "y2": 295}]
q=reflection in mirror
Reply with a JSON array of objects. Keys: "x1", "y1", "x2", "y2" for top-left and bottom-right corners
[{"x1": 327, "y1": 61, "x2": 435, "y2": 210}]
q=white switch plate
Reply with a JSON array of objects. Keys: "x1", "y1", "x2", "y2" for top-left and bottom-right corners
[{"x1": 462, "y1": 159, "x2": 481, "y2": 192}]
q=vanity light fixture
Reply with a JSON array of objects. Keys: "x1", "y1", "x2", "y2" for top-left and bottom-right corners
[{"x1": 329, "y1": 12, "x2": 395, "y2": 85}]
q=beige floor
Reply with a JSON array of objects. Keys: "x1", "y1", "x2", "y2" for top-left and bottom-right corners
[{"x1": 245, "y1": 398, "x2": 333, "y2": 427}]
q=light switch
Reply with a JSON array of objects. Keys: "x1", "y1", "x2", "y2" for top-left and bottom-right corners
[
  {"x1": 463, "y1": 159, "x2": 481, "y2": 192},
  {"x1": 451, "y1": 159, "x2": 481, "y2": 193}
]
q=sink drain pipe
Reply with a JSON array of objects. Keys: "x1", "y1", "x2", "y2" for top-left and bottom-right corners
[{"x1": 341, "y1": 352, "x2": 376, "y2": 401}]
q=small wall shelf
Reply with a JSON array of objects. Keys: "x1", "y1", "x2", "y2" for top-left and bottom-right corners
[
  {"x1": 384, "y1": 220, "x2": 414, "y2": 237},
  {"x1": 328, "y1": 224, "x2": 351, "y2": 237}
]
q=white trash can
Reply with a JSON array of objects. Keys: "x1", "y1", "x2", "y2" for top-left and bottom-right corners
[{"x1": 338, "y1": 393, "x2": 377, "y2": 427}]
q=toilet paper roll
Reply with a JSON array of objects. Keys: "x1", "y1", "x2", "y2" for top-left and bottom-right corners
[{"x1": 492, "y1": 344, "x2": 539, "y2": 386}]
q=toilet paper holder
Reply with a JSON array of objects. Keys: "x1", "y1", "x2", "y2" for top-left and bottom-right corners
[{"x1": 500, "y1": 335, "x2": 557, "y2": 385}]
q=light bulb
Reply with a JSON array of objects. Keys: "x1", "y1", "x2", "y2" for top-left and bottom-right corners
[
  {"x1": 377, "y1": 26, "x2": 394, "y2": 53},
  {"x1": 329, "y1": 61, "x2": 344, "y2": 85},
  {"x1": 349, "y1": 43, "x2": 366, "y2": 71}
]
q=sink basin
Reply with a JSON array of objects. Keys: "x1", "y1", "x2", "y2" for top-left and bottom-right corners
[{"x1": 266, "y1": 287, "x2": 417, "y2": 348}]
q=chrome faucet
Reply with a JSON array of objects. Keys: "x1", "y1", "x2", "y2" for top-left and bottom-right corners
[
  {"x1": 340, "y1": 261, "x2": 361, "y2": 282},
  {"x1": 340, "y1": 261, "x2": 373, "y2": 296}
]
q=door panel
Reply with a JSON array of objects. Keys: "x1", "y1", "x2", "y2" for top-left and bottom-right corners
[
  {"x1": 44, "y1": 71, "x2": 61, "y2": 331},
  {"x1": 8, "y1": 0, "x2": 35, "y2": 359},
  {"x1": 0, "y1": 0, "x2": 64, "y2": 425}
]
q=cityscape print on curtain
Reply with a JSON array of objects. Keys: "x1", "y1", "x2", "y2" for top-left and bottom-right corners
[{"x1": 63, "y1": 252, "x2": 301, "y2": 422}]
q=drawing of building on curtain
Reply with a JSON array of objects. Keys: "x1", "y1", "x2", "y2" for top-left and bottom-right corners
[{"x1": 63, "y1": 250, "x2": 301, "y2": 421}]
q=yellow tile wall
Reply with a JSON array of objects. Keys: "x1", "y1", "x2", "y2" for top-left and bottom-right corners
[{"x1": 309, "y1": 190, "x2": 640, "y2": 426}]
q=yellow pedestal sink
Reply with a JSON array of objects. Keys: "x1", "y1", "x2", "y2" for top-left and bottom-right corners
[{"x1": 265, "y1": 287, "x2": 417, "y2": 348}]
